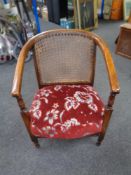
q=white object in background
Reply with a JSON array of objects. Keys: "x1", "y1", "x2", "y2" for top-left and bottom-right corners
[
  {"x1": 3, "y1": 3, "x2": 10, "y2": 9},
  {"x1": 10, "y1": 7, "x2": 19, "y2": 16}
]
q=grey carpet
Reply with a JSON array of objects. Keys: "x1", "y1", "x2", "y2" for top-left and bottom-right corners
[{"x1": 0, "y1": 20, "x2": 131, "y2": 175}]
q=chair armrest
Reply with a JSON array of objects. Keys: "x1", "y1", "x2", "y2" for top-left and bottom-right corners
[
  {"x1": 11, "y1": 39, "x2": 34, "y2": 97},
  {"x1": 11, "y1": 31, "x2": 48, "y2": 97},
  {"x1": 94, "y1": 35, "x2": 120, "y2": 94}
]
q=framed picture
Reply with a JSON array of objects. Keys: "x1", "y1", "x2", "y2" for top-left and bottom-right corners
[
  {"x1": 123, "y1": 0, "x2": 131, "y2": 20},
  {"x1": 73, "y1": 0, "x2": 98, "y2": 30}
]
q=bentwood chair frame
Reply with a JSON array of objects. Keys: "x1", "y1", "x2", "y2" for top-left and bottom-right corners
[{"x1": 11, "y1": 29, "x2": 120, "y2": 148}]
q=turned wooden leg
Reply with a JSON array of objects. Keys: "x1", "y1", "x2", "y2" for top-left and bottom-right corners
[
  {"x1": 21, "y1": 111, "x2": 40, "y2": 148},
  {"x1": 96, "y1": 133, "x2": 105, "y2": 146},
  {"x1": 31, "y1": 136, "x2": 40, "y2": 148},
  {"x1": 16, "y1": 96, "x2": 40, "y2": 148},
  {"x1": 96, "y1": 108, "x2": 113, "y2": 146},
  {"x1": 96, "y1": 93, "x2": 115, "y2": 146}
]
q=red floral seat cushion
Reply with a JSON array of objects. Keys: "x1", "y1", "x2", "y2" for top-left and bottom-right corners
[{"x1": 29, "y1": 85, "x2": 105, "y2": 139}]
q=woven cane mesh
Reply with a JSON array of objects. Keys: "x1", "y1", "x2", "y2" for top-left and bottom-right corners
[{"x1": 34, "y1": 31, "x2": 96, "y2": 85}]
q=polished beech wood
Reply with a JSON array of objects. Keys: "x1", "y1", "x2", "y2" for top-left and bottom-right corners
[{"x1": 11, "y1": 29, "x2": 120, "y2": 147}]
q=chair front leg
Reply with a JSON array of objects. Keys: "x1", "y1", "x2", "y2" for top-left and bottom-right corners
[
  {"x1": 97, "y1": 92, "x2": 116, "y2": 145},
  {"x1": 16, "y1": 95, "x2": 40, "y2": 148}
]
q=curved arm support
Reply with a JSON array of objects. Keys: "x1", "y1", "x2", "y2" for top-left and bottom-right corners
[
  {"x1": 94, "y1": 35, "x2": 120, "y2": 94},
  {"x1": 11, "y1": 29, "x2": 120, "y2": 97},
  {"x1": 11, "y1": 38, "x2": 35, "y2": 97}
]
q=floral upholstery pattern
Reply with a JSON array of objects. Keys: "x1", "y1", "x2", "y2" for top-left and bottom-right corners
[{"x1": 29, "y1": 85, "x2": 105, "y2": 139}]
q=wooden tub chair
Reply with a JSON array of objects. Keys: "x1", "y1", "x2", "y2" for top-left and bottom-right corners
[{"x1": 11, "y1": 29, "x2": 120, "y2": 148}]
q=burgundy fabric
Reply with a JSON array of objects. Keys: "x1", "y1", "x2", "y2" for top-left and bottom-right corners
[{"x1": 29, "y1": 85, "x2": 105, "y2": 139}]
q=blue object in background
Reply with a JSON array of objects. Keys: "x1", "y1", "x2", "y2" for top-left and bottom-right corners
[
  {"x1": 101, "y1": 0, "x2": 104, "y2": 19},
  {"x1": 32, "y1": 0, "x2": 41, "y2": 33},
  {"x1": 60, "y1": 18, "x2": 75, "y2": 29},
  {"x1": 98, "y1": 0, "x2": 104, "y2": 19},
  {"x1": 3, "y1": 0, "x2": 8, "y2": 4}
]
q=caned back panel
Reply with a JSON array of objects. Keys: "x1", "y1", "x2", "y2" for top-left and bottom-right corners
[{"x1": 34, "y1": 31, "x2": 96, "y2": 86}]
